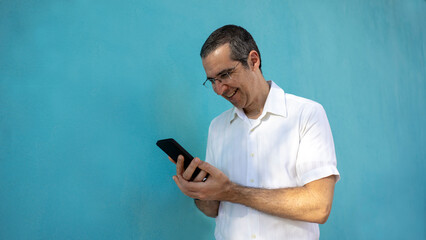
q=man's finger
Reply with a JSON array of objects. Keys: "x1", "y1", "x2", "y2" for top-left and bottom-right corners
[
  {"x1": 193, "y1": 170, "x2": 208, "y2": 182},
  {"x1": 176, "y1": 155, "x2": 184, "y2": 175},
  {"x1": 168, "y1": 156, "x2": 176, "y2": 164},
  {"x1": 174, "y1": 175, "x2": 200, "y2": 199},
  {"x1": 173, "y1": 175, "x2": 187, "y2": 195},
  {"x1": 197, "y1": 161, "x2": 217, "y2": 175},
  {"x1": 183, "y1": 158, "x2": 201, "y2": 180}
]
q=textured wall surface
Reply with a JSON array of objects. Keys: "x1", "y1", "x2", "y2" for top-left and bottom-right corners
[{"x1": 1, "y1": 1, "x2": 425, "y2": 239}]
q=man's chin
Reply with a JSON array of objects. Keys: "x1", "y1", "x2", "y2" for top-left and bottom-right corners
[
  {"x1": 223, "y1": 95, "x2": 243, "y2": 109},
  {"x1": 228, "y1": 100, "x2": 243, "y2": 109}
]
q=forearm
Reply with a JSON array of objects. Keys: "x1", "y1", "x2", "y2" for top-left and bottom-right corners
[
  {"x1": 194, "y1": 199, "x2": 220, "y2": 218},
  {"x1": 174, "y1": 158, "x2": 336, "y2": 223},
  {"x1": 223, "y1": 176, "x2": 335, "y2": 224}
]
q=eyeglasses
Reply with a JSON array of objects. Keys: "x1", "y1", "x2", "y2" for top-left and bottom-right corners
[{"x1": 203, "y1": 62, "x2": 240, "y2": 89}]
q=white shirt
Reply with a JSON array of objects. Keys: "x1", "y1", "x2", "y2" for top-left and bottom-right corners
[{"x1": 205, "y1": 81, "x2": 340, "y2": 240}]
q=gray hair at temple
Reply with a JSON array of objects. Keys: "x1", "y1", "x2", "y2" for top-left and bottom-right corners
[{"x1": 200, "y1": 25, "x2": 262, "y2": 71}]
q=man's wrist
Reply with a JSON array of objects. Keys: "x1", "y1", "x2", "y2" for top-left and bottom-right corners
[{"x1": 222, "y1": 181, "x2": 239, "y2": 202}]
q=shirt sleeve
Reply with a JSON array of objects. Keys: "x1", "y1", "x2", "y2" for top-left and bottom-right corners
[{"x1": 296, "y1": 103, "x2": 340, "y2": 185}]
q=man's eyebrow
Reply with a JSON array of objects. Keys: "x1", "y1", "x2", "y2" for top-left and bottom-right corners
[{"x1": 207, "y1": 67, "x2": 234, "y2": 79}]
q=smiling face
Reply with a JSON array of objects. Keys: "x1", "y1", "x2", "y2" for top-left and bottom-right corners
[{"x1": 202, "y1": 44, "x2": 263, "y2": 112}]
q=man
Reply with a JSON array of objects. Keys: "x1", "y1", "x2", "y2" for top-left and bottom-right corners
[{"x1": 171, "y1": 25, "x2": 340, "y2": 240}]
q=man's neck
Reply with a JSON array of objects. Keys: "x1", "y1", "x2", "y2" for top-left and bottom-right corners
[{"x1": 244, "y1": 80, "x2": 271, "y2": 119}]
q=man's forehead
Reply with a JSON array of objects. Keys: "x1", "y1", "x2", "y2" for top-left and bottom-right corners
[{"x1": 202, "y1": 44, "x2": 233, "y2": 75}]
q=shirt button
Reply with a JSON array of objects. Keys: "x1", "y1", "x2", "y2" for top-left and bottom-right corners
[
  {"x1": 251, "y1": 234, "x2": 256, "y2": 239},
  {"x1": 250, "y1": 153, "x2": 254, "y2": 157},
  {"x1": 250, "y1": 179, "x2": 254, "y2": 183}
]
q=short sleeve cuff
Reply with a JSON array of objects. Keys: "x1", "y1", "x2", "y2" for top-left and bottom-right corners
[{"x1": 300, "y1": 165, "x2": 340, "y2": 185}]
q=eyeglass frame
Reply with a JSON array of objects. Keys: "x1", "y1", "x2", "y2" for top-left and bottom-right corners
[{"x1": 202, "y1": 62, "x2": 240, "y2": 88}]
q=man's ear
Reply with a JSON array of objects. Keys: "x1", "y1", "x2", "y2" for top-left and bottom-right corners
[{"x1": 248, "y1": 50, "x2": 260, "y2": 70}]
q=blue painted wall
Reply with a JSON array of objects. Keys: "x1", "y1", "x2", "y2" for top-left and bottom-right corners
[{"x1": 1, "y1": 1, "x2": 425, "y2": 239}]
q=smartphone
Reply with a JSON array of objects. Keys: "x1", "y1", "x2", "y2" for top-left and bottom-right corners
[{"x1": 156, "y1": 138, "x2": 202, "y2": 181}]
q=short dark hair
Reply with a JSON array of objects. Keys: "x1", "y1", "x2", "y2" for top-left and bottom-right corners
[{"x1": 200, "y1": 25, "x2": 261, "y2": 70}]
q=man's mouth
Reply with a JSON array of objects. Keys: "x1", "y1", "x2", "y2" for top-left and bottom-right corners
[{"x1": 226, "y1": 89, "x2": 238, "y2": 98}]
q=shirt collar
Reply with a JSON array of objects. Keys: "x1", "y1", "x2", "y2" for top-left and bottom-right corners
[{"x1": 229, "y1": 81, "x2": 288, "y2": 123}]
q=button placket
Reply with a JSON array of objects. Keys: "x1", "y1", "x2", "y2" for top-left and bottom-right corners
[
  {"x1": 247, "y1": 128, "x2": 257, "y2": 187},
  {"x1": 247, "y1": 119, "x2": 260, "y2": 240}
]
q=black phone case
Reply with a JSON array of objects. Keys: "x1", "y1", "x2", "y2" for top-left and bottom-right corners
[{"x1": 156, "y1": 138, "x2": 201, "y2": 181}]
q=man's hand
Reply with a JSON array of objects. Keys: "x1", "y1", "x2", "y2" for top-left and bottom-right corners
[
  {"x1": 172, "y1": 155, "x2": 232, "y2": 201},
  {"x1": 168, "y1": 155, "x2": 208, "y2": 182}
]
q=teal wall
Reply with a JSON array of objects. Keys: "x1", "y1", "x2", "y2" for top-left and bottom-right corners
[{"x1": 1, "y1": 1, "x2": 425, "y2": 239}]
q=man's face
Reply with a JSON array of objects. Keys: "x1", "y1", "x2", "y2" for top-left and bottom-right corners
[{"x1": 202, "y1": 44, "x2": 256, "y2": 110}]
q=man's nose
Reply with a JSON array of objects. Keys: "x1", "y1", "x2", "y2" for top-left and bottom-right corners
[{"x1": 213, "y1": 81, "x2": 228, "y2": 96}]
